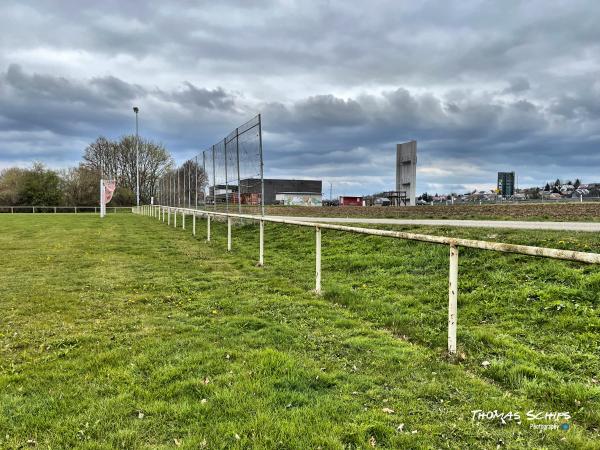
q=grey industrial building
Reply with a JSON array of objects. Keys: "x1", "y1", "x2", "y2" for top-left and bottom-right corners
[
  {"x1": 497, "y1": 172, "x2": 515, "y2": 197},
  {"x1": 396, "y1": 140, "x2": 417, "y2": 206},
  {"x1": 239, "y1": 178, "x2": 322, "y2": 205}
]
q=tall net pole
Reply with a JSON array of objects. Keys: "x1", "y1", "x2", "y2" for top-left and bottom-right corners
[
  {"x1": 259, "y1": 113, "x2": 265, "y2": 216},
  {"x1": 212, "y1": 145, "x2": 216, "y2": 212},
  {"x1": 224, "y1": 138, "x2": 229, "y2": 212},
  {"x1": 202, "y1": 151, "x2": 206, "y2": 207},
  {"x1": 236, "y1": 127, "x2": 242, "y2": 213}
]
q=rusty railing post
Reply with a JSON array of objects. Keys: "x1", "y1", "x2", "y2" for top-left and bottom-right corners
[
  {"x1": 315, "y1": 226, "x2": 322, "y2": 294},
  {"x1": 259, "y1": 219, "x2": 264, "y2": 266},
  {"x1": 207, "y1": 214, "x2": 211, "y2": 242},
  {"x1": 448, "y1": 243, "x2": 459, "y2": 355},
  {"x1": 227, "y1": 216, "x2": 232, "y2": 251}
]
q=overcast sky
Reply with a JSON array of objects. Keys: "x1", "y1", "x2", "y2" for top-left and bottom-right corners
[{"x1": 1, "y1": 1, "x2": 599, "y2": 195}]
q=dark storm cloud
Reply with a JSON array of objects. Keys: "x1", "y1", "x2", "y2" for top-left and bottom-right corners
[
  {"x1": 1, "y1": 0, "x2": 600, "y2": 193},
  {"x1": 166, "y1": 83, "x2": 235, "y2": 111}
]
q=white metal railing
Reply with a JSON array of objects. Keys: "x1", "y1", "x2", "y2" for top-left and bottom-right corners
[
  {"x1": 0, "y1": 206, "x2": 132, "y2": 214},
  {"x1": 134, "y1": 205, "x2": 600, "y2": 355}
]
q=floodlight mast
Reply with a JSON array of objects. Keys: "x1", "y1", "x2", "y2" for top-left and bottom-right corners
[{"x1": 133, "y1": 106, "x2": 140, "y2": 207}]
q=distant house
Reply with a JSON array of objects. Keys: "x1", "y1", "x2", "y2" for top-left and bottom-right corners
[{"x1": 339, "y1": 196, "x2": 363, "y2": 206}]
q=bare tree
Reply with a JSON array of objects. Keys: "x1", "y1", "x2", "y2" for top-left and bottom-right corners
[
  {"x1": 0, "y1": 167, "x2": 27, "y2": 205},
  {"x1": 60, "y1": 165, "x2": 99, "y2": 205},
  {"x1": 83, "y1": 135, "x2": 174, "y2": 204}
]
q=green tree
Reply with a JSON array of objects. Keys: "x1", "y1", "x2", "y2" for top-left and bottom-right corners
[{"x1": 18, "y1": 163, "x2": 62, "y2": 205}]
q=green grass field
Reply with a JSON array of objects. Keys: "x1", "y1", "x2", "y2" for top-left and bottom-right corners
[{"x1": 1, "y1": 214, "x2": 599, "y2": 449}]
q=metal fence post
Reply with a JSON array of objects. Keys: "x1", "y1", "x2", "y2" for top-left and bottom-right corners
[
  {"x1": 174, "y1": 209, "x2": 177, "y2": 227},
  {"x1": 224, "y1": 138, "x2": 229, "y2": 212},
  {"x1": 259, "y1": 219, "x2": 264, "y2": 266},
  {"x1": 315, "y1": 226, "x2": 321, "y2": 294},
  {"x1": 168, "y1": 207, "x2": 171, "y2": 225},
  {"x1": 258, "y1": 113, "x2": 265, "y2": 216},
  {"x1": 227, "y1": 216, "x2": 232, "y2": 251},
  {"x1": 193, "y1": 214, "x2": 196, "y2": 236},
  {"x1": 207, "y1": 214, "x2": 211, "y2": 242},
  {"x1": 183, "y1": 213, "x2": 186, "y2": 230},
  {"x1": 448, "y1": 243, "x2": 459, "y2": 355},
  {"x1": 202, "y1": 151, "x2": 206, "y2": 207},
  {"x1": 236, "y1": 128, "x2": 242, "y2": 213},
  {"x1": 212, "y1": 145, "x2": 216, "y2": 212}
]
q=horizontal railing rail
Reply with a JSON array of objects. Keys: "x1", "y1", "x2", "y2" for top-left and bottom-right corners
[
  {"x1": 0, "y1": 206, "x2": 133, "y2": 213},
  {"x1": 134, "y1": 205, "x2": 600, "y2": 355}
]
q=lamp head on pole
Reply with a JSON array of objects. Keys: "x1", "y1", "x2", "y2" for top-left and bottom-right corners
[{"x1": 133, "y1": 106, "x2": 139, "y2": 114}]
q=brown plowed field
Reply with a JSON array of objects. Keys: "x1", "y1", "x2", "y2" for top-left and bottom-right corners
[{"x1": 265, "y1": 203, "x2": 600, "y2": 221}]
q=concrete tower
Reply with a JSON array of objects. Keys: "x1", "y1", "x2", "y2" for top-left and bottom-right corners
[{"x1": 396, "y1": 140, "x2": 417, "y2": 206}]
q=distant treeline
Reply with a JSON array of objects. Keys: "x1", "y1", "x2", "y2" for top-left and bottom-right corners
[{"x1": 0, "y1": 136, "x2": 173, "y2": 206}]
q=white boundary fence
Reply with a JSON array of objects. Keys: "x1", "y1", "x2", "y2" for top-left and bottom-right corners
[{"x1": 134, "y1": 204, "x2": 600, "y2": 355}]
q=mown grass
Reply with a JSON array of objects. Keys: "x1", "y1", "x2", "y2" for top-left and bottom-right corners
[{"x1": 0, "y1": 213, "x2": 598, "y2": 449}]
